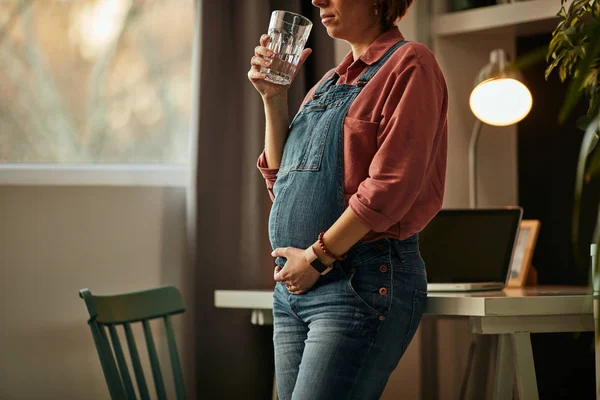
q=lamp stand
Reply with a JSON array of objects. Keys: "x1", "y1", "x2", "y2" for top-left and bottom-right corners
[
  {"x1": 468, "y1": 119, "x2": 483, "y2": 209},
  {"x1": 466, "y1": 118, "x2": 495, "y2": 396}
]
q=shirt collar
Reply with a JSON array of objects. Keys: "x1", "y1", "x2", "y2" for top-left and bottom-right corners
[{"x1": 334, "y1": 27, "x2": 405, "y2": 76}]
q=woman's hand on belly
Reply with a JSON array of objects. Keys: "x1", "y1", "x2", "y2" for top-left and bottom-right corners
[{"x1": 272, "y1": 247, "x2": 320, "y2": 295}]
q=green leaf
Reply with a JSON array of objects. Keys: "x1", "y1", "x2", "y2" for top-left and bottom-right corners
[
  {"x1": 563, "y1": 30, "x2": 576, "y2": 48},
  {"x1": 560, "y1": 63, "x2": 568, "y2": 82},
  {"x1": 559, "y1": 24, "x2": 600, "y2": 123},
  {"x1": 572, "y1": 0, "x2": 591, "y2": 15},
  {"x1": 548, "y1": 36, "x2": 564, "y2": 62},
  {"x1": 558, "y1": 5, "x2": 567, "y2": 19},
  {"x1": 577, "y1": 115, "x2": 594, "y2": 130},
  {"x1": 593, "y1": 1, "x2": 600, "y2": 19},
  {"x1": 583, "y1": 68, "x2": 600, "y2": 90}
]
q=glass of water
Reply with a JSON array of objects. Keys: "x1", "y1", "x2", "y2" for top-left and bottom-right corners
[{"x1": 262, "y1": 10, "x2": 312, "y2": 86}]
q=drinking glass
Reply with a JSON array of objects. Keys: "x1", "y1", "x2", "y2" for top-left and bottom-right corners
[{"x1": 261, "y1": 10, "x2": 312, "y2": 86}]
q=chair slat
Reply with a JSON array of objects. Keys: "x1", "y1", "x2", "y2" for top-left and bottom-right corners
[
  {"x1": 108, "y1": 325, "x2": 136, "y2": 400},
  {"x1": 98, "y1": 324, "x2": 128, "y2": 399},
  {"x1": 142, "y1": 320, "x2": 167, "y2": 400},
  {"x1": 164, "y1": 316, "x2": 185, "y2": 399},
  {"x1": 124, "y1": 323, "x2": 151, "y2": 400},
  {"x1": 97, "y1": 324, "x2": 127, "y2": 399}
]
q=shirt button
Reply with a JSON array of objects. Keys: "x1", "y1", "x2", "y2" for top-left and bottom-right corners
[
  {"x1": 379, "y1": 265, "x2": 388, "y2": 273},
  {"x1": 379, "y1": 287, "x2": 388, "y2": 296}
]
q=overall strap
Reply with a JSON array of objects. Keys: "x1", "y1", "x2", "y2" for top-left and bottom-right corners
[{"x1": 312, "y1": 71, "x2": 339, "y2": 97}]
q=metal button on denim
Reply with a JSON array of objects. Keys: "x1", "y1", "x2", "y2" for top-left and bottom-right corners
[
  {"x1": 379, "y1": 287, "x2": 388, "y2": 295},
  {"x1": 379, "y1": 315, "x2": 385, "y2": 321},
  {"x1": 379, "y1": 265, "x2": 388, "y2": 273}
]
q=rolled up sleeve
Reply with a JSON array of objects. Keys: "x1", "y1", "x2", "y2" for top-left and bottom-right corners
[
  {"x1": 349, "y1": 60, "x2": 446, "y2": 232},
  {"x1": 257, "y1": 150, "x2": 279, "y2": 201}
]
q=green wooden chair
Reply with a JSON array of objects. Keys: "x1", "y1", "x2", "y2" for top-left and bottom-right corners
[{"x1": 79, "y1": 286, "x2": 186, "y2": 400}]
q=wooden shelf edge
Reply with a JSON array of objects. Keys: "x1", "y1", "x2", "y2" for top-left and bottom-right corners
[{"x1": 433, "y1": 0, "x2": 568, "y2": 37}]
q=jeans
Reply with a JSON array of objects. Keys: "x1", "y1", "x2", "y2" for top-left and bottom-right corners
[{"x1": 272, "y1": 236, "x2": 427, "y2": 400}]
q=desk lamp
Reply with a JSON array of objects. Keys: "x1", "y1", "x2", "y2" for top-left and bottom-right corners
[{"x1": 468, "y1": 49, "x2": 533, "y2": 208}]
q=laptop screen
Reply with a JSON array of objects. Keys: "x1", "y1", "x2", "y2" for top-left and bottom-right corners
[{"x1": 419, "y1": 208, "x2": 523, "y2": 284}]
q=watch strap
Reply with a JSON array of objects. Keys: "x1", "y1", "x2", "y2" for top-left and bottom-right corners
[{"x1": 305, "y1": 245, "x2": 333, "y2": 275}]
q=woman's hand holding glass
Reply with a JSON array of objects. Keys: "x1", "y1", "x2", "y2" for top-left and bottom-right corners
[{"x1": 248, "y1": 34, "x2": 311, "y2": 100}]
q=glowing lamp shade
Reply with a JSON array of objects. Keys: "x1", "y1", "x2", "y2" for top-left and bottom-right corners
[
  {"x1": 467, "y1": 49, "x2": 533, "y2": 209},
  {"x1": 469, "y1": 78, "x2": 532, "y2": 126}
]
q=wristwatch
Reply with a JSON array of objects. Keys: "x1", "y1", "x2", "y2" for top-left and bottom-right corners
[{"x1": 305, "y1": 245, "x2": 333, "y2": 275}]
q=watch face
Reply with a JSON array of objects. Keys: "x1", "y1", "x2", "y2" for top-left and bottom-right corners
[{"x1": 310, "y1": 258, "x2": 327, "y2": 273}]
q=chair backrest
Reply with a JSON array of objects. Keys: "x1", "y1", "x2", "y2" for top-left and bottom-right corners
[{"x1": 79, "y1": 286, "x2": 186, "y2": 400}]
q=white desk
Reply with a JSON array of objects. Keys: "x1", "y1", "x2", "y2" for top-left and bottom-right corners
[{"x1": 214, "y1": 286, "x2": 593, "y2": 400}]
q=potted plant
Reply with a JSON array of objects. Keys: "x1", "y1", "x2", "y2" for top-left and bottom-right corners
[{"x1": 546, "y1": 0, "x2": 600, "y2": 395}]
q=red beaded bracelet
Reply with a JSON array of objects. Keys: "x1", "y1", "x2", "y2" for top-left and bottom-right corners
[{"x1": 318, "y1": 232, "x2": 347, "y2": 261}]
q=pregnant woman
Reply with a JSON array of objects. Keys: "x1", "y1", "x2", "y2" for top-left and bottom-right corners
[{"x1": 248, "y1": 0, "x2": 448, "y2": 398}]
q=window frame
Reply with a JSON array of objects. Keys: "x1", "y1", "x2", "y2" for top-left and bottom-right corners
[
  {"x1": 0, "y1": 0, "x2": 199, "y2": 187},
  {"x1": 0, "y1": 164, "x2": 190, "y2": 187}
]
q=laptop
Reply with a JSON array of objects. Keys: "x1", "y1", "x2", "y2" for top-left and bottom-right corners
[{"x1": 420, "y1": 207, "x2": 523, "y2": 292}]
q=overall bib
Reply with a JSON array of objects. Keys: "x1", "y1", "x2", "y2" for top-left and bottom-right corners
[{"x1": 269, "y1": 40, "x2": 428, "y2": 400}]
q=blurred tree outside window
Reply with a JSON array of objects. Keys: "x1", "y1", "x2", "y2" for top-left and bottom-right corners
[{"x1": 0, "y1": 0, "x2": 194, "y2": 163}]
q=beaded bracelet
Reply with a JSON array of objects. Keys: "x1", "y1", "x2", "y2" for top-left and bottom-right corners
[{"x1": 318, "y1": 232, "x2": 347, "y2": 261}]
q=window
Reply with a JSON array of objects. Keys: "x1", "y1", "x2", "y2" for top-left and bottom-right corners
[{"x1": 0, "y1": 0, "x2": 194, "y2": 164}]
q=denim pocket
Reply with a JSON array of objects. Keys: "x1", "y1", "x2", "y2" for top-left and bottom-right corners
[
  {"x1": 401, "y1": 289, "x2": 428, "y2": 353},
  {"x1": 279, "y1": 112, "x2": 334, "y2": 173},
  {"x1": 347, "y1": 254, "x2": 393, "y2": 317}
]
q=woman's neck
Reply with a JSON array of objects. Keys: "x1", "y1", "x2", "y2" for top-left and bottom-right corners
[{"x1": 349, "y1": 25, "x2": 387, "y2": 61}]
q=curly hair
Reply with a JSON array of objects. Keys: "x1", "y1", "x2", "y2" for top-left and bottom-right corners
[{"x1": 379, "y1": 0, "x2": 414, "y2": 30}]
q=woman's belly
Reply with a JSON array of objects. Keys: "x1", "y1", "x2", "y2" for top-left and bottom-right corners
[{"x1": 268, "y1": 170, "x2": 342, "y2": 264}]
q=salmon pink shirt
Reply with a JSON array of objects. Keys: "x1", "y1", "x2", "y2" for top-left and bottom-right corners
[{"x1": 258, "y1": 28, "x2": 448, "y2": 242}]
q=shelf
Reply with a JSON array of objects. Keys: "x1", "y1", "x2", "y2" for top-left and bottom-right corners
[{"x1": 433, "y1": 0, "x2": 569, "y2": 37}]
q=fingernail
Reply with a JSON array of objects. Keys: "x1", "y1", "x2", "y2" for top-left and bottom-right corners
[
  {"x1": 271, "y1": 251, "x2": 276, "y2": 256},
  {"x1": 267, "y1": 51, "x2": 274, "y2": 58}
]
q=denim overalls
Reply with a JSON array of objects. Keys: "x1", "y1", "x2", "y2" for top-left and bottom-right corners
[{"x1": 270, "y1": 40, "x2": 428, "y2": 400}]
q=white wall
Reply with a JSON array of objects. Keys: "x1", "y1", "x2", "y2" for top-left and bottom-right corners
[{"x1": 0, "y1": 185, "x2": 188, "y2": 399}]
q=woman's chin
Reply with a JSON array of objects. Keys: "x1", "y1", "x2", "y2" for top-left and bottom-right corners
[{"x1": 324, "y1": 25, "x2": 344, "y2": 40}]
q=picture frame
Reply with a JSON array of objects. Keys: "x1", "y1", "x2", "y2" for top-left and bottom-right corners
[{"x1": 508, "y1": 220, "x2": 541, "y2": 288}]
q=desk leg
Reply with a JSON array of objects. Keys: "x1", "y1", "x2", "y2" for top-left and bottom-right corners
[
  {"x1": 272, "y1": 373, "x2": 278, "y2": 400},
  {"x1": 511, "y1": 332, "x2": 539, "y2": 400},
  {"x1": 492, "y1": 334, "x2": 514, "y2": 400}
]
